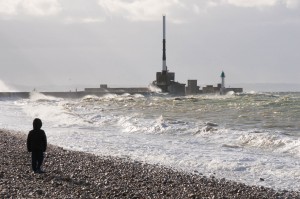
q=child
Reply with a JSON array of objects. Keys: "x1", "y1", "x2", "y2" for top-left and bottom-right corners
[{"x1": 27, "y1": 118, "x2": 47, "y2": 173}]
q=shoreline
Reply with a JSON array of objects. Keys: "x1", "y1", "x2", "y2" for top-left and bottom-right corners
[{"x1": 1, "y1": 129, "x2": 299, "y2": 198}]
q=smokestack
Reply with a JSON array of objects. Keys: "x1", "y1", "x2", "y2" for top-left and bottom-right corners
[{"x1": 162, "y1": 15, "x2": 167, "y2": 71}]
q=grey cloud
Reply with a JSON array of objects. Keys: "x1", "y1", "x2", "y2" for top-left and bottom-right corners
[
  {"x1": 0, "y1": 0, "x2": 300, "y2": 91},
  {"x1": 0, "y1": 0, "x2": 62, "y2": 17}
]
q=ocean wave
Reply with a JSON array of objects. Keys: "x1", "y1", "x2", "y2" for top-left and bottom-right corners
[
  {"x1": 29, "y1": 92, "x2": 62, "y2": 102},
  {"x1": 2, "y1": 93, "x2": 300, "y2": 191},
  {"x1": 238, "y1": 131, "x2": 300, "y2": 156}
]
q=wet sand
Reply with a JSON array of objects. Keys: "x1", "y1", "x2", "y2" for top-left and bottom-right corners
[{"x1": 0, "y1": 130, "x2": 299, "y2": 198}]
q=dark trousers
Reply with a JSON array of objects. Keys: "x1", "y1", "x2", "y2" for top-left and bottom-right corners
[{"x1": 31, "y1": 151, "x2": 44, "y2": 172}]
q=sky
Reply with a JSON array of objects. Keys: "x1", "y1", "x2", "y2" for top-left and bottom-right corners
[{"x1": 0, "y1": 0, "x2": 300, "y2": 91}]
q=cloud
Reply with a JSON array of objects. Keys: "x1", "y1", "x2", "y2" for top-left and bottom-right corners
[
  {"x1": 1, "y1": 0, "x2": 298, "y2": 22},
  {"x1": 63, "y1": 17, "x2": 105, "y2": 24},
  {"x1": 0, "y1": 0, "x2": 62, "y2": 17},
  {"x1": 20, "y1": 0, "x2": 62, "y2": 16},
  {"x1": 219, "y1": 0, "x2": 299, "y2": 9},
  {"x1": 0, "y1": 0, "x2": 21, "y2": 15},
  {"x1": 285, "y1": 0, "x2": 300, "y2": 9},
  {"x1": 97, "y1": 0, "x2": 300, "y2": 22},
  {"x1": 98, "y1": 0, "x2": 185, "y2": 22},
  {"x1": 225, "y1": 0, "x2": 278, "y2": 8}
]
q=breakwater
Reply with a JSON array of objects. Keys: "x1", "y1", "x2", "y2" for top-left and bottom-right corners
[{"x1": 0, "y1": 91, "x2": 152, "y2": 99}]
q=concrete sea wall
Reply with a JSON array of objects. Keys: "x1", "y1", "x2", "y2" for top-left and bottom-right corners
[{"x1": 0, "y1": 91, "x2": 152, "y2": 99}]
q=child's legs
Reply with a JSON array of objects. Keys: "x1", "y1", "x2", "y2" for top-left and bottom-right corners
[
  {"x1": 31, "y1": 151, "x2": 38, "y2": 171},
  {"x1": 36, "y1": 151, "x2": 44, "y2": 170}
]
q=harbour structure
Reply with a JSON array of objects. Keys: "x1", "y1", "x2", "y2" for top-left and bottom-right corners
[
  {"x1": 187, "y1": 71, "x2": 243, "y2": 95},
  {"x1": 152, "y1": 15, "x2": 186, "y2": 95},
  {"x1": 84, "y1": 84, "x2": 150, "y2": 94},
  {"x1": 152, "y1": 16, "x2": 242, "y2": 95},
  {"x1": 220, "y1": 71, "x2": 226, "y2": 95},
  {"x1": 0, "y1": 16, "x2": 243, "y2": 99},
  {"x1": 0, "y1": 87, "x2": 151, "y2": 99},
  {"x1": 202, "y1": 84, "x2": 223, "y2": 94},
  {"x1": 186, "y1": 80, "x2": 200, "y2": 95}
]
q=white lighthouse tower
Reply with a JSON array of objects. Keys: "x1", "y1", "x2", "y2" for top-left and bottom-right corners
[{"x1": 220, "y1": 71, "x2": 226, "y2": 95}]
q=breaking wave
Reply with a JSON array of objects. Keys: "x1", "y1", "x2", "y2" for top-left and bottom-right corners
[{"x1": 2, "y1": 91, "x2": 299, "y2": 190}]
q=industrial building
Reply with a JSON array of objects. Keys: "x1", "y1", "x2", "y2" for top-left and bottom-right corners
[
  {"x1": 186, "y1": 80, "x2": 200, "y2": 95},
  {"x1": 152, "y1": 15, "x2": 186, "y2": 95}
]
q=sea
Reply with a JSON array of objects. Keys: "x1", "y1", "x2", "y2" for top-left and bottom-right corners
[{"x1": 0, "y1": 90, "x2": 299, "y2": 191}]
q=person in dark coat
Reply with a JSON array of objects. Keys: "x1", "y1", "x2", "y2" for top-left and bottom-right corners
[{"x1": 27, "y1": 118, "x2": 47, "y2": 173}]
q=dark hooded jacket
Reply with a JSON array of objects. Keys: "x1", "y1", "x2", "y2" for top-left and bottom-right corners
[{"x1": 27, "y1": 119, "x2": 47, "y2": 152}]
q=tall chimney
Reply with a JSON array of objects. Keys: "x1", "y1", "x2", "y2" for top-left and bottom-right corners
[{"x1": 162, "y1": 15, "x2": 167, "y2": 71}]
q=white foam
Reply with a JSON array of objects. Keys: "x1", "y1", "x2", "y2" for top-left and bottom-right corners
[
  {"x1": 238, "y1": 132, "x2": 300, "y2": 156},
  {"x1": 226, "y1": 91, "x2": 235, "y2": 95},
  {"x1": 22, "y1": 96, "x2": 88, "y2": 128},
  {"x1": 121, "y1": 93, "x2": 131, "y2": 97},
  {"x1": 103, "y1": 93, "x2": 119, "y2": 99},
  {"x1": 81, "y1": 95, "x2": 100, "y2": 101},
  {"x1": 133, "y1": 94, "x2": 144, "y2": 98},
  {"x1": 29, "y1": 92, "x2": 61, "y2": 102},
  {"x1": 148, "y1": 83, "x2": 162, "y2": 93},
  {"x1": 249, "y1": 91, "x2": 257, "y2": 94}
]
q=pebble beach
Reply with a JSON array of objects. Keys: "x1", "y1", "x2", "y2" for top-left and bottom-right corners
[{"x1": 0, "y1": 129, "x2": 299, "y2": 198}]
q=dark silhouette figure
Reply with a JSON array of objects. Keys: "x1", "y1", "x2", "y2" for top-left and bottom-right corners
[{"x1": 27, "y1": 118, "x2": 47, "y2": 173}]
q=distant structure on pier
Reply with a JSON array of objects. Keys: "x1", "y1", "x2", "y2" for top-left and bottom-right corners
[
  {"x1": 74, "y1": 15, "x2": 243, "y2": 96},
  {"x1": 152, "y1": 15, "x2": 243, "y2": 95},
  {"x1": 84, "y1": 84, "x2": 149, "y2": 94},
  {"x1": 184, "y1": 71, "x2": 243, "y2": 95},
  {"x1": 220, "y1": 71, "x2": 226, "y2": 95},
  {"x1": 152, "y1": 15, "x2": 186, "y2": 95}
]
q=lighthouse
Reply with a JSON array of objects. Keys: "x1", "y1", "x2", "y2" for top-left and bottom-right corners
[{"x1": 220, "y1": 71, "x2": 226, "y2": 95}]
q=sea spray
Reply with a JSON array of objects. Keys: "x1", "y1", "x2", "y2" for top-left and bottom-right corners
[{"x1": 0, "y1": 80, "x2": 15, "y2": 92}]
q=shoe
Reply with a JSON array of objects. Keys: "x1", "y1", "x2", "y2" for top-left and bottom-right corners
[{"x1": 36, "y1": 169, "x2": 46, "y2": 174}]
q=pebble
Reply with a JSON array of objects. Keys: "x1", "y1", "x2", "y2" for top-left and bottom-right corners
[{"x1": 1, "y1": 130, "x2": 299, "y2": 199}]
